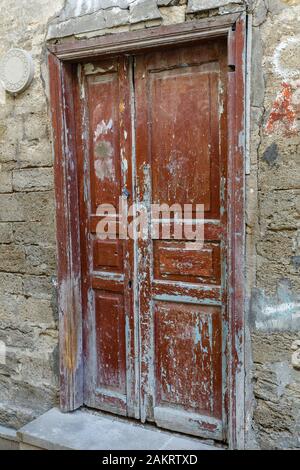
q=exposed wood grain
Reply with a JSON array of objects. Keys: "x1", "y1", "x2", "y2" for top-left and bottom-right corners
[
  {"x1": 226, "y1": 14, "x2": 246, "y2": 450},
  {"x1": 48, "y1": 53, "x2": 83, "y2": 411},
  {"x1": 135, "y1": 39, "x2": 228, "y2": 439}
]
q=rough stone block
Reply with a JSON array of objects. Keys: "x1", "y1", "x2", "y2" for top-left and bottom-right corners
[
  {"x1": 0, "y1": 171, "x2": 12, "y2": 193},
  {"x1": 60, "y1": 0, "x2": 134, "y2": 21},
  {"x1": 16, "y1": 350, "x2": 58, "y2": 387},
  {"x1": 0, "y1": 192, "x2": 54, "y2": 223},
  {"x1": 160, "y1": 5, "x2": 186, "y2": 24},
  {"x1": 0, "y1": 401, "x2": 38, "y2": 430},
  {"x1": 0, "y1": 141, "x2": 17, "y2": 164},
  {"x1": 0, "y1": 294, "x2": 55, "y2": 324},
  {"x1": 23, "y1": 275, "x2": 53, "y2": 300},
  {"x1": 252, "y1": 0, "x2": 267, "y2": 26},
  {"x1": 11, "y1": 76, "x2": 45, "y2": 114},
  {"x1": 187, "y1": 0, "x2": 243, "y2": 13},
  {"x1": 23, "y1": 114, "x2": 48, "y2": 141},
  {"x1": 158, "y1": 0, "x2": 183, "y2": 6},
  {"x1": 12, "y1": 168, "x2": 54, "y2": 192},
  {"x1": 0, "y1": 223, "x2": 13, "y2": 243},
  {"x1": 252, "y1": 332, "x2": 299, "y2": 364},
  {"x1": 47, "y1": 10, "x2": 106, "y2": 38},
  {"x1": 0, "y1": 321, "x2": 35, "y2": 349},
  {"x1": 0, "y1": 245, "x2": 26, "y2": 273},
  {"x1": 13, "y1": 221, "x2": 55, "y2": 246},
  {"x1": 18, "y1": 139, "x2": 53, "y2": 168},
  {"x1": 23, "y1": 191, "x2": 55, "y2": 223},
  {"x1": 104, "y1": 7, "x2": 130, "y2": 29},
  {"x1": 0, "y1": 272, "x2": 24, "y2": 295},
  {"x1": 24, "y1": 245, "x2": 57, "y2": 276},
  {"x1": 4, "y1": 117, "x2": 24, "y2": 143},
  {"x1": 259, "y1": 153, "x2": 300, "y2": 191},
  {"x1": 0, "y1": 194, "x2": 25, "y2": 222},
  {"x1": 259, "y1": 190, "x2": 300, "y2": 233},
  {"x1": 130, "y1": 0, "x2": 162, "y2": 24}
]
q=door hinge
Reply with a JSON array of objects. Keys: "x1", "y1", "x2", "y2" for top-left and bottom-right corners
[{"x1": 228, "y1": 24, "x2": 236, "y2": 72}]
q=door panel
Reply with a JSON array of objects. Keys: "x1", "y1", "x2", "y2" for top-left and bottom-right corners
[
  {"x1": 153, "y1": 241, "x2": 221, "y2": 284},
  {"x1": 135, "y1": 39, "x2": 228, "y2": 440},
  {"x1": 154, "y1": 302, "x2": 222, "y2": 438},
  {"x1": 154, "y1": 302, "x2": 222, "y2": 414},
  {"x1": 95, "y1": 291, "x2": 126, "y2": 394},
  {"x1": 150, "y1": 65, "x2": 216, "y2": 212},
  {"x1": 76, "y1": 57, "x2": 139, "y2": 418}
]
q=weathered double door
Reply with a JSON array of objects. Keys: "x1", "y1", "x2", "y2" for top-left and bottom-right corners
[{"x1": 76, "y1": 39, "x2": 228, "y2": 441}]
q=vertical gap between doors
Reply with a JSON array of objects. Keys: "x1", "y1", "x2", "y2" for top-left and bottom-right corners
[{"x1": 129, "y1": 55, "x2": 141, "y2": 420}]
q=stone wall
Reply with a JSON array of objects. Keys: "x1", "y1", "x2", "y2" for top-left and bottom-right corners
[
  {"x1": 0, "y1": 0, "x2": 299, "y2": 449},
  {"x1": 0, "y1": 0, "x2": 64, "y2": 428}
]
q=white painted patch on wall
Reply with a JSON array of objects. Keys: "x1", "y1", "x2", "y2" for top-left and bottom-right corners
[
  {"x1": 263, "y1": 302, "x2": 300, "y2": 318},
  {"x1": 273, "y1": 36, "x2": 300, "y2": 79},
  {"x1": 255, "y1": 302, "x2": 300, "y2": 331}
]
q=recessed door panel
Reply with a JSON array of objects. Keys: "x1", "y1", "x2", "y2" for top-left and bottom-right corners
[
  {"x1": 154, "y1": 301, "x2": 222, "y2": 415},
  {"x1": 95, "y1": 291, "x2": 126, "y2": 393}
]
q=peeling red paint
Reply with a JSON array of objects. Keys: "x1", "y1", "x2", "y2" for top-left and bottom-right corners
[{"x1": 266, "y1": 82, "x2": 298, "y2": 136}]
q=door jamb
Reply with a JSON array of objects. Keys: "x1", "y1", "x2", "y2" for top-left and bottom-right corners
[{"x1": 47, "y1": 12, "x2": 247, "y2": 449}]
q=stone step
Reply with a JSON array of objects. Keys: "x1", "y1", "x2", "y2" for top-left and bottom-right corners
[
  {"x1": 0, "y1": 424, "x2": 19, "y2": 450},
  {"x1": 17, "y1": 407, "x2": 220, "y2": 450}
]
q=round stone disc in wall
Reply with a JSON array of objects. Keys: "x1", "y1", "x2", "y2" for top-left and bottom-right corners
[{"x1": 0, "y1": 48, "x2": 34, "y2": 94}]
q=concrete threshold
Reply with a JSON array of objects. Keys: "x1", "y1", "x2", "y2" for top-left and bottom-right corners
[
  {"x1": 0, "y1": 424, "x2": 19, "y2": 450},
  {"x1": 16, "y1": 407, "x2": 219, "y2": 450}
]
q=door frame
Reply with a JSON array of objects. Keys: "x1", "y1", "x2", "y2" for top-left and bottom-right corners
[{"x1": 47, "y1": 12, "x2": 247, "y2": 449}]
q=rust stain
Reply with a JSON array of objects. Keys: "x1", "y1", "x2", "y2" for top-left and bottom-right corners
[{"x1": 266, "y1": 82, "x2": 298, "y2": 136}]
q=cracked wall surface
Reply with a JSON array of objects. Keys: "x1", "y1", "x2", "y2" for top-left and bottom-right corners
[{"x1": 0, "y1": 0, "x2": 299, "y2": 449}]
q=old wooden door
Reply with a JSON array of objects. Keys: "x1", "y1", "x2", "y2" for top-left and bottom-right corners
[{"x1": 76, "y1": 38, "x2": 228, "y2": 441}]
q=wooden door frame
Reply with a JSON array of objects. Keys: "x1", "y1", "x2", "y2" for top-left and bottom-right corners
[{"x1": 47, "y1": 12, "x2": 247, "y2": 449}]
